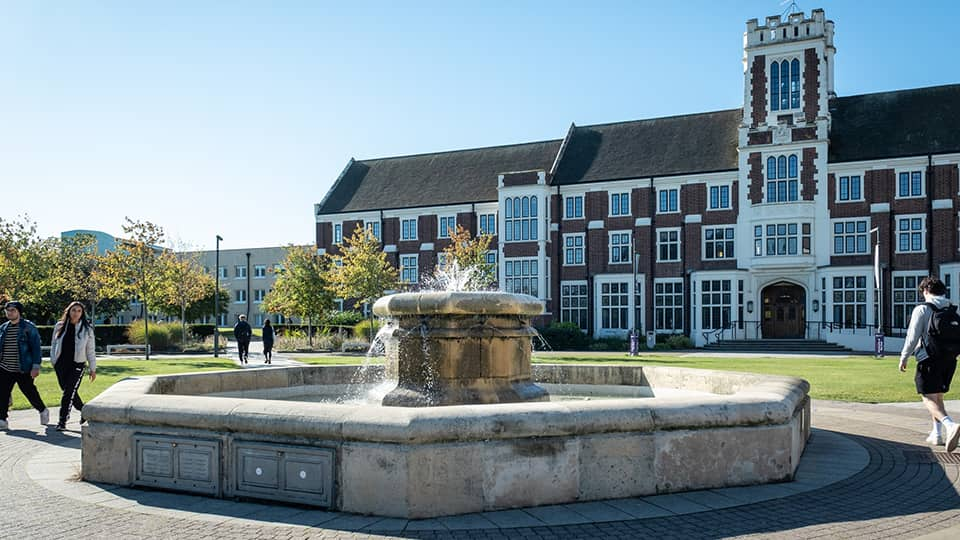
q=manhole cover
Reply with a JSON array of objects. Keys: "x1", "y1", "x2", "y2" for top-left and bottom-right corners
[{"x1": 903, "y1": 451, "x2": 960, "y2": 465}]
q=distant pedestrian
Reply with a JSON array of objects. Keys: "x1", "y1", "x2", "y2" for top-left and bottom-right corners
[
  {"x1": 49, "y1": 301, "x2": 97, "y2": 431},
  {"x1": 262, "y1": 319, "x2": 275, "y2": 364},
  {"x1": 899, "y1": 276, "x2": 960, "y2": 452},
  {"x1": 0, "y1": 301, "x2": 50, "y2": 430},
  {"x1": 234, "y1": 315, "x2": 252, "y2": 364}
]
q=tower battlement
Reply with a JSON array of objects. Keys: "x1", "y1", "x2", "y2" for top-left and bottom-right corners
[{"x1": 744, "y1": 8, "x2": 833, "y2": 50}]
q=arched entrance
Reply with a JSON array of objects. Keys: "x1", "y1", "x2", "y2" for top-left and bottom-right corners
[{"x1": 761, "y1": 282, "x2": 806, "y2": 339}]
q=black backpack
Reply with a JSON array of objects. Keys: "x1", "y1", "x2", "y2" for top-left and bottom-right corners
[{"x1": 923, "y1": 302, "x2": 960, "y2": 359}]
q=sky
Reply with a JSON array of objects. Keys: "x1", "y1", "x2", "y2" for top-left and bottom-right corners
[{"x1": 2, "y1": 0, "x2": 958, "y2": 251}]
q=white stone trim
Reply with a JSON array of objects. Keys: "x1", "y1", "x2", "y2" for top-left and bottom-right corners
[
  {"x1": 870, "y1": 203, "x2": 890, "y2": 213},
  {"x1": 383, "y1": 245, "x2": 397, "y2": 253},
  {"x1": 588, "y1": 220, "x2": 605, "y2": 230},
  {"x1": 419, "y1": 243, "x2": 434, "y2": 251},
  {"x1": 635, "y1": 217, "x2": 652, "y2": 227},
  {"x1": 684, "y1": 214, "x2": 703, "y2": 224},
  {"x1": 933, "y1": 199, "x2": 954, "y2": 210},
  {"x1": 550, "y1": 223, "x2": 559, "y2": 232}
]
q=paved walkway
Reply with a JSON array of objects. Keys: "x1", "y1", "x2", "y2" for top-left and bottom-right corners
[{"x1": 2, "y1": 398, "x2": 959, "y2": 539}]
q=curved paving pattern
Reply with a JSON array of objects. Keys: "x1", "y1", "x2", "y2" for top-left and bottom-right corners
[{"x1": 1, "y1": 400, "x2": 959, "y2": 539}]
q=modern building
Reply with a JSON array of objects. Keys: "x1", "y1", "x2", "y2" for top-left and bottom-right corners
[
  {"x1": 314, "y1": 8, "x2": 960, "y2": 351},
  {"x1": 192, "y1": 246, "x2": 299, "y2": 327},
  {"x1": 61, "y1": 229, "x2": 118, "y2": 255},
  {"x1": 65, "y1": 230, "x2": 298, "y2": 327}
]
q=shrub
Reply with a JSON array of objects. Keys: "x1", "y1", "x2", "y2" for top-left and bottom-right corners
[
  {"x1": 537, "y1": 322, "x2": 589, "y2": 351},
  {"x1": 342, "y1": 337, "x2": 371, "y2": 352},
  {"x1": 126, "y1": 321, "x2": 181, "y2": 349},
  {"x1": 666, "y1": 334, "x2": 694, "y2": 349},
  {"x1": 189, "y1": 324, "x2": 216, "y2": 339},
  {"x1": 353, "y1": 319, "x2": 382, "y2": 341},
  {"x1": 587, "y1": 337, "x2": 628, "y2": 352},
  {"x1": 324, "y1": 310, "x2": 365, "y2": 327}
]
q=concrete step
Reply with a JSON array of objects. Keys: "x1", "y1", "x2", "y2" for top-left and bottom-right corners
[{"x1": 702, "y1": 339, "x2": 853, "y2": 354}]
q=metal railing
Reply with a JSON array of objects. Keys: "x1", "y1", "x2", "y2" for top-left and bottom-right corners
[{"x1": 703, "y1": 319, "x2": 907, "y2": 345}]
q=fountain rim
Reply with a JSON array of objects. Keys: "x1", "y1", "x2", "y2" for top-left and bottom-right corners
[{"x1": 372, "y1": 291, "x2": 544, "y2": 317}]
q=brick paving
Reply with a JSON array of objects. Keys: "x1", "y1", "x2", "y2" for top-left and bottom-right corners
[{"x1": 1, "y1": 399, "x2": 959, "y2": 539}]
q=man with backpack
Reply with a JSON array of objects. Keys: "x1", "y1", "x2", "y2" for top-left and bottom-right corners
[{"x1": 899, "y1": 276, "x2": 960, "y2": 452}]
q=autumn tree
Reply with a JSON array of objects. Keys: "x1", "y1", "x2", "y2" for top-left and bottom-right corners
[
  {"x1": 156, "y1": 250, "x2": 213, "y2": 345},
  {"x1": 435, "y1": 225, "x2": 495, "y2": 291},
  {"x1": 0, "y1": 216, "x2": 60, "y2": 316},
  {"x1": 51, "y1": 232, "x2": 131, "y2": 323},
  {"x1": 97, "y1": 219, "x2": 167, "y2": 358},
  {"x1": 262, "y1": 245, "x2": 334, "y2": 346},
  {"x1": 183, "y1": 281, "x2": 230, "y2": 323},
  {"x1": 326, "y1": 225, "x2": 398, "y2": 341}
]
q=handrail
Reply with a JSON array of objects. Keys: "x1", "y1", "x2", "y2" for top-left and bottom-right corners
[{"x1": 703, "y1": 319, "x2": 908, "y2": 343}]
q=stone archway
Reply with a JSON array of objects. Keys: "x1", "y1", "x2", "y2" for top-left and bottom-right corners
[{"x1": 761, "y1": 282, "x2": 806, "y2": 339}]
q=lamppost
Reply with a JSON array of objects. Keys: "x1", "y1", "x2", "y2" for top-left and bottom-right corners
[
  {"x1": 871, "y1": 227, "x2": 884, "y2": 357},
  {"x1": 214, "y1": 235, "x2": 223, "y2": 357}
]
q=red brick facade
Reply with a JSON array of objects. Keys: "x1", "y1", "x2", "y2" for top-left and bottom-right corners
[
  {"x1": 802, "y1": 48, "x2": 820, "y2": 122},
  {"x1": 800, "y1": 147, "x2": 818, "y2": 201},
  {"x1": 750, "y1": 55, "x2": 767, "y2": 128}
]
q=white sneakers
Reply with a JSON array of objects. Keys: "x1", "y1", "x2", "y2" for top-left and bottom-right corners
[
  {"x1": 39, "y1": 408, "x2": 49, "y2": 426},
  {"x1": 946, "y1": 422, "x2": 960, "y2": 453},
  {"x1": 926, "y1": 432, "x2": 944, "y2": 446}
]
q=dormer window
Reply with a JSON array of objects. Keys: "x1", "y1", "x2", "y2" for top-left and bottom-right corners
[{"x1": 770, "y1": 58, "x2": 800, "y2": 111}]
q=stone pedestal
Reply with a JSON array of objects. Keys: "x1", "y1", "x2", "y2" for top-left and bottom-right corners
[{"x1": 373, "y1": 292, "x2": 549, "y2": 407}]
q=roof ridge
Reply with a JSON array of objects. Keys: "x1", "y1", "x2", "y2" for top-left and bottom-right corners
[
  {"x1": 356, "y1": 138, "x2": 562, "y2": 164},
  {"x1": 578, "y1": 107, "x2": 743, "y2": 130},
  {"x1": 832, "y1": 82, "x2": 960, "y2": 101}
]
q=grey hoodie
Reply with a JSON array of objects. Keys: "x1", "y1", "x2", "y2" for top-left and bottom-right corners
[{"x1": 899, "y1": 295, "x2": 952, "y2": 364}]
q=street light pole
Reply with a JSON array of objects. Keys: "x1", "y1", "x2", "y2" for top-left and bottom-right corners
[
  {"x1": 214, "y1": 235, "x2": 223, "y2": 357},
  {"x1": 871, "y1": 227, "x2": 884, "y2": 357}
]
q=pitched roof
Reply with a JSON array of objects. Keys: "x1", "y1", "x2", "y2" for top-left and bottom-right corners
[
  {"x1": 551, "y1": 109, "x2": 742, "y2": 185},
  {"x1": 317, "y1": 140, "x2": 562, "y2": 214},
  {"x1": 829, "y1": 84, "x2": 960, "y2": 162}
]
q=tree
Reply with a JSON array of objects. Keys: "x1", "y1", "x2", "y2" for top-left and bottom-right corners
[
  {"x1": 183, "y1": 281, "x2": 230, "y2": 323},
  {"x1": 262, "y1": 245, "x2": 334, "y2": 346},
  {"x1": 326, "y1": 225, "x2": 398, "y2": 342},
  {"x1": 97, "y1": 219, "x2": 167, "y2": 358},
  {"x1": 51, "y1": 232, "x2": 130, "y2": 323},
  {"x1": 0, "y1": 215, "x2": 60, "y2": 316},
  {"x1": 156, "y1": 250, "x2": 212, "y2": 345},
  {"x1": 435, "y1": 225, "x2": 495, "y2": 291}
]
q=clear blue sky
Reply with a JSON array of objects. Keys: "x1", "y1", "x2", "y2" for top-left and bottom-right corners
[{"x1": 2, "y1": 1, "x2": 957, "y2": 250}]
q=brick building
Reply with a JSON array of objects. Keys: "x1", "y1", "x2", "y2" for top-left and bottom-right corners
[{"x1": 314, "y1": 9, "x2": 960, "y2": 350}]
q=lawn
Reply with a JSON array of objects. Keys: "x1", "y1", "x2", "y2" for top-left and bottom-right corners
[
  {"x1": 532, "y1": 351, "x2": 915, "y2": 403},
  {"x1": 295, "y1": 351, "x2": 917, "y2": 403},
  {"x1": 9, "y1": 351, "x2": 921, "y2": 410},
  {"x1": 9, "y1": 357, "x2": 238, "y2": 411}
]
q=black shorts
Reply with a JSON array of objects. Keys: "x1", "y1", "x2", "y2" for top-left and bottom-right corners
[{"x1": 915, "y1": 355, "x2": 959, "y2": 394}]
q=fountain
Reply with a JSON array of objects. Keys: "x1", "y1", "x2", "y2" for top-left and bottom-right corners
[
  {"x1": 81, "y1": 289, "x2": 810, "y2": 519},
  {"x1": 375, "y1": 291, "x2": 548, "y2": 406}
]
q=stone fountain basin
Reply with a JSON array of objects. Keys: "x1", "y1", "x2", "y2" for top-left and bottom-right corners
[{"x1": 81, "y1": 364, "x2": 810, "y2": 519}]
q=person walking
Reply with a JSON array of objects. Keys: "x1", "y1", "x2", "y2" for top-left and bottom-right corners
[
  {"x1": 262, "y1": 319, "x2": 275, "y2": 364},
  {"x1": 899, "y1": 276, "x2": 960, "y2": 452},
  {"x1": 234, "y1": 314, "x2": 252, "y2": 364},
  {"x1": 49, "y1": 301, "x2": 96, "y2": 431},
  {"x1": 0, "y1": 301, "x2": 50, "y2": 430}
]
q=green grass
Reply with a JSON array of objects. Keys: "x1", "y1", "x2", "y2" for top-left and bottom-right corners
[
  {"x1": 9, "y1": 357, "x2": 238, "y2": 411},
  {"x1": 9, "y1": 351, "x2": 919, "y2": 410},
  {"x1": 532, "y1": 351, "x2": 915, "y2": 403}
]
